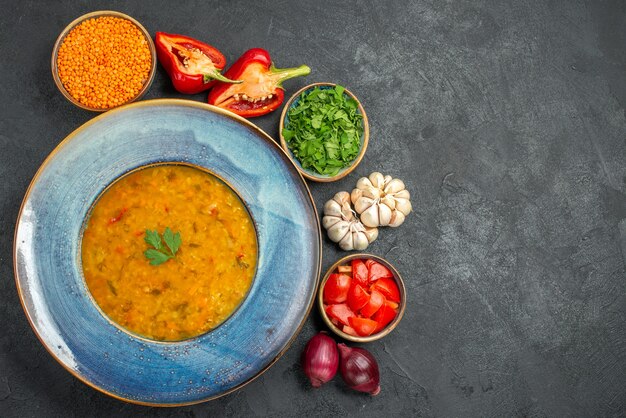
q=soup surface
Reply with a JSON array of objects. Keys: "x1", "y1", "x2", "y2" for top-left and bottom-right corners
[{"x1": 82, "y1": 164, "x2": 257, "y2": 341}]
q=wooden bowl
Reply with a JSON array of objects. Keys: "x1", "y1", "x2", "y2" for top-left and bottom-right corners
[
  {"x1": 279, "y1": 82, "x2": 369, "y2": 182},
  {"x1": 318, "y1": 253, "x2": 406, "y2": 343},
  {"x1": 51, "y1": 10, "x2": 156, "y2": 112}
]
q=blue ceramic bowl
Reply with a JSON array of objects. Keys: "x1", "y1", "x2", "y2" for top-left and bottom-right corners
[
  {"x1": 14, "y1": 99, "x2": 322, "y2": 406},
  {"x1": 278, "y1": 82, "x2": 369, "y2": 182}
]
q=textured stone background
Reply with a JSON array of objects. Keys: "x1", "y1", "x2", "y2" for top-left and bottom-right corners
[{"x1": 1, "y1": 0, "x2": 625, "y2": 416}]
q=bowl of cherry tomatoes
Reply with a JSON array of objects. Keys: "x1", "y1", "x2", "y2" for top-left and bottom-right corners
[{"x1": 318, "y1": 254, "x2": 406, "y2": 342}]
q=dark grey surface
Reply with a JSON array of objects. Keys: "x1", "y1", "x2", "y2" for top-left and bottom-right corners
[{"x1": 1, "y1": 0, "x2": 625, "y2": 416}]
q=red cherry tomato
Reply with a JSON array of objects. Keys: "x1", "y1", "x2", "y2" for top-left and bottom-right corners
[
  {"x1": 351, "y1": 259, "x2": 369, "y2": 286},
  {"x1": 323, "y1": 273, "x2": 351, "y2": 304},
  {"x1": 360, "y1": 289, "x2": 385, "y2": 318},
  {"x1": 347, "y1": 283, "x2": 370, "y2": 312},
  {"x1": 373, "y1": 301, "x2": 398, "y2": 333},
  {"x1": 325, "y1": 303, "x2": 356, "y2": 327},
  {"x1": 370, "y1": 277, "x2": 401, "y2": 303},
  {"x1": 348, "y1": 316, "x2": 378, "y2": 336},
  {"x1": 366, "y1": 260, "x2": 394, "y2": 282}
]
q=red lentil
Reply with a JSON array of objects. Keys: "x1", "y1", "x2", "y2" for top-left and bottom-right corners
[{"x1": 57, "y1": 16, "x2": 152, "y2": 109}]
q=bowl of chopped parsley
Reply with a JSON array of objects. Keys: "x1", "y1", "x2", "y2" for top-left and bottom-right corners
[{"x1": 279, "y1": 83, "x2": 369, "y2": 182}]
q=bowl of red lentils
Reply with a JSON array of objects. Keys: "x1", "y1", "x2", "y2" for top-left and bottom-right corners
[{"x1": 51, "y1": 11, "x2": 156, "y2": 111}]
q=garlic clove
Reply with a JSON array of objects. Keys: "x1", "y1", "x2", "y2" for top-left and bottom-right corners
[
  {"x1": 323, "y1": 200, "x2": 343, "y2": 217},
  {"x1": 356, "y1": 177, "x2": 373, "y2": 190},
  {"x1": 360, "y1": 204, "x2": 380, "y2": 227},
  {"x1": 352, "y1": 232, "x2": 369, "y2": 250},
  {"x1": 381, "y1": 195, "x2": 396, "y2": 210},
  {"x1": 394, "y1": 189, "x2": 410, "y2": 200},
  {"x1": 352, "y1": 220, "x2": 366, "y2": 233},
  {"x1": 340, "y1": 201, "x2": 354, "y2": 220},
  {"x1": 388, "y1": 210, "x2": 405, "y2": 227},
  {"x1": 334, "y1": 191, "x2": 351, "y2": 206},
  {"x1": 364, "y1": 226, "x2": 378, "y2": 243},
  {"x1": 383, "y1": 175, "x2": 393, "y2": 188},
  {"x1": 378, "y1": 202, "x2": 392, "y2": 226},
  {"x1": 394, "y1": 197, "x2": 412, "y2": 215},
  {"x1": 384, "y1": 178, "x2": 405, "y2": 194},
  {"x1": 350, "y1": 188, "x2": 363, "y2": 205},
  {"x1": 369, "y1": 172, "x2": 385, "y2": 189},
  {"x1": 354, "y1": 196, "x2": 376, "y2": 215},
  {"x1": 328, "y1": 221, "x2": 350, "y2": 243},
  {"x1": 338, "y1": 231, "x2": 354, "y2": 251},
  {"x1": 322, "y1": 215, "x2": 341, "y2": 230},
  {"x1": 361, "y1": 185, "x2": 381, "y2": 200}
]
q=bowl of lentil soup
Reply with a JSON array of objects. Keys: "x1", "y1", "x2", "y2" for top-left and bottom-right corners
[
  {"x1": 51, "y1": 11, "x2": 156, "y2": 111},
  {"x1": 14, "y1": 99, "x2": 321, "y2": 405}
]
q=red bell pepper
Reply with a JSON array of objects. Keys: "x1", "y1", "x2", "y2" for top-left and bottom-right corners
[
  {"x1": 155, "y1": 32, "x2": 240, "y2": 94},
  {"x1": 108, "y1": 207, "x2": 127, "y2": 224},
  {"x1": 207, "y1": 48, "x2": 310, "y2": 118}
]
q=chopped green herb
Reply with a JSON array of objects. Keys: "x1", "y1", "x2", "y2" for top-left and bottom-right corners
[
  {"x1": 284, "y1": 85, "x2": 363, "y2": 176},
  {"x1": 144, "y1": 227, "x2": 182, "y2": 266},
  {"x1": 236, "y1": 255, "x2": 249, "y2": 269},
  {"x1": 106, "y1": 279, "x2": 117, "y2": 296}
]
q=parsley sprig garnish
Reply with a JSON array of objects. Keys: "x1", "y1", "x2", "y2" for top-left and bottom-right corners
[{"x1": 144, "y1": 227, "x2": 182, "y2": 266}]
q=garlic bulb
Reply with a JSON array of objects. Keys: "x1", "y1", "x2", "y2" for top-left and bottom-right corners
[
  {"x1": 322, "y1": 191, "x2": 378, "y2": 251},
  {"x1": 351, "y1": 172, "x2": 412, "y2": 228}
]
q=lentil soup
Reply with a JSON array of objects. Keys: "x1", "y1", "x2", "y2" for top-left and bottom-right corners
[{"x1": 81, "y1": 164, "x2": 257, "y2": 341}]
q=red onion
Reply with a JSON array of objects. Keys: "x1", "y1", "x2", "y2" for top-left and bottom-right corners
[
  {"x1": 338, "y1": 343, "x2": 380, "y2": 395},
  {"x1": 301, "y1": 332, "x2": 339, "y2": 388}
]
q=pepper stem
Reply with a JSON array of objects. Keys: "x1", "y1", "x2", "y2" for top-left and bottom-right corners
[
  {"x1": 270, "y1": 64, "x2": 311, "y2": 87},
  {"x1": 203, "y1": 71, "x2": 242, "y2": 84}
]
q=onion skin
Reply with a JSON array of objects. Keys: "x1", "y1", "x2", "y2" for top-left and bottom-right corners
[
  {"x1": 338, "y1": 343, "x2": 381, "y2": 395},
  {"x1": 301, "y1": 332, "x2": 339, "y2": 388}
]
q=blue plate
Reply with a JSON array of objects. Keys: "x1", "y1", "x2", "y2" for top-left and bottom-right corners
[{"x1": 14, "y1": 99, "x2": 322, "y2": 406}]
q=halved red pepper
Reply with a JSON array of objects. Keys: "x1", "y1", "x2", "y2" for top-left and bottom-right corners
[
  {"x1": 207, "y1": 48, "x2": 310, "y2": 118},
  {"x1": 155, "y1": 32, "x2": 241, "y2": 94}
]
